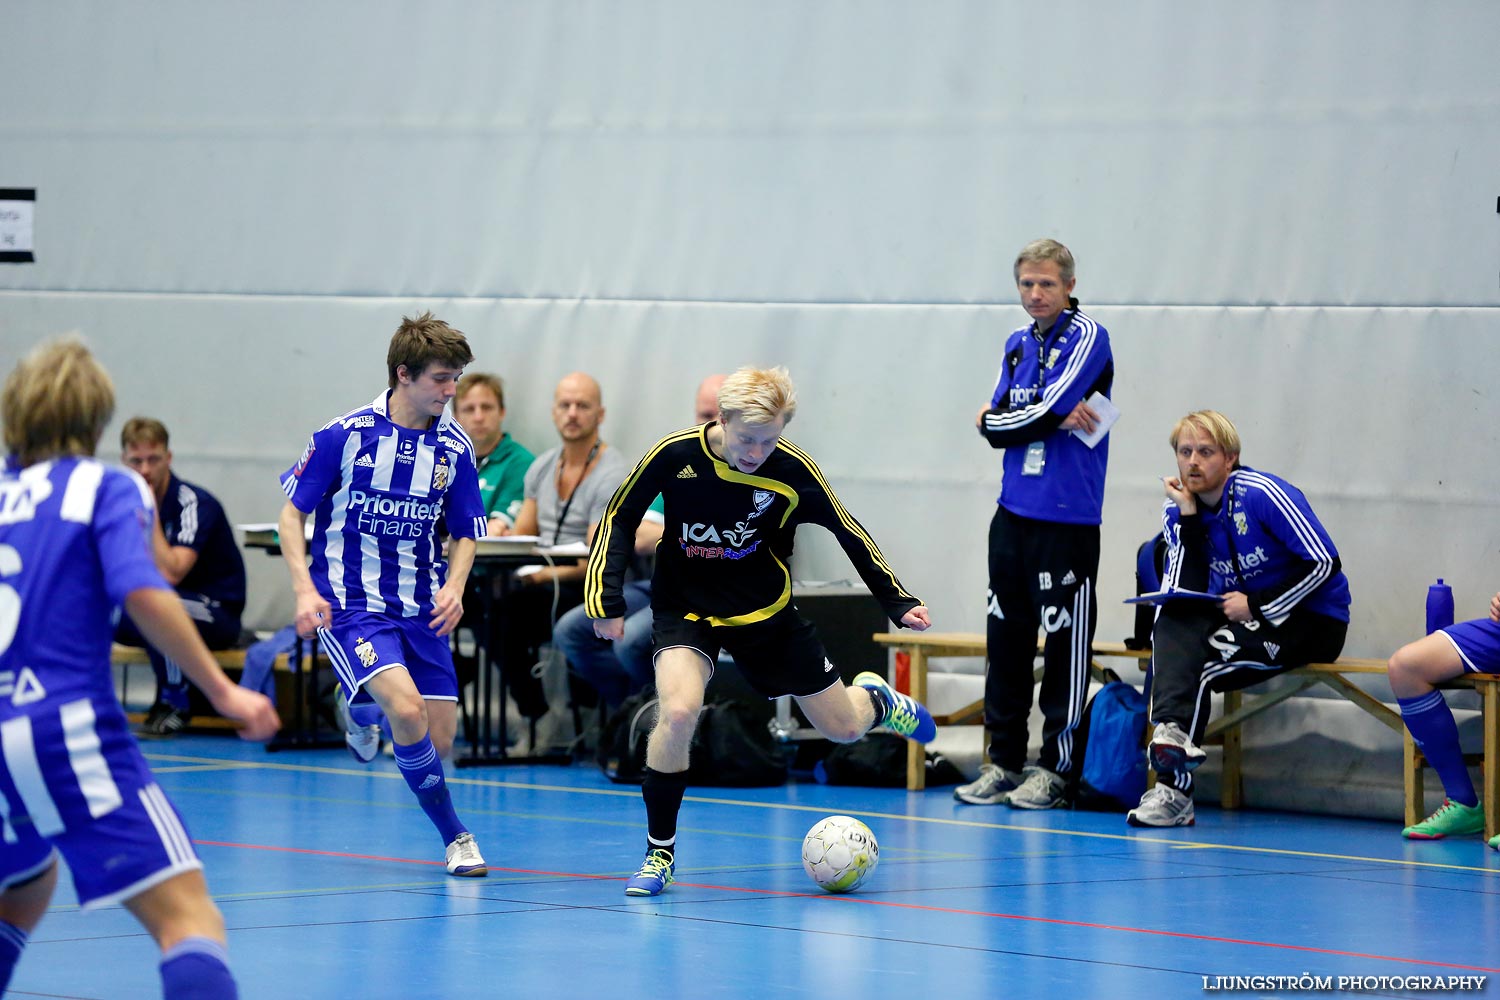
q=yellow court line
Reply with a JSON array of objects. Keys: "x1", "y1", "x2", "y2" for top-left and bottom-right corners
[{"x1": 145, "y1": 751, "x2": 1500, "y2": 878}]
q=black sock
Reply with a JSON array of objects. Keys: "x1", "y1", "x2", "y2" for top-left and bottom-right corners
[
  {"x1": 642, "y1": 767, "x2": 688, "y2": 859},
  {"x1": 865, "y1": 686, "x2": 889, "y2": 726}
]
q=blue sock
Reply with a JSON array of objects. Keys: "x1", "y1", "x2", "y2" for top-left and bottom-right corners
[
  {"x1": 393, "y1": 734, "x2": 464, "y2": 844},
  {"x1": 349, "y1": 700, "x2": 383, "y2": 728},
  {"x1": 0, "y1": 919, "x2": 27, "y2": 994},
  {"x1": 1399, "y1": 691, "x2": 1478, "y2": 806},
  {"x1": 159, "y1": 936, "x2": 237, "y2": 1000},
  {"x1": 161, "y1": 681, "x2": 191, "y2": 712}
]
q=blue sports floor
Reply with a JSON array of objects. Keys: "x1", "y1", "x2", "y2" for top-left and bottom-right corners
[{"x1": 12, "y1": 735, "x2": 1500, "y2": 999}]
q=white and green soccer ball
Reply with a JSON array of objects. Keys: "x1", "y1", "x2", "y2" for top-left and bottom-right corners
[{"x1": 801, "y1": 815, "x2": 879, "y2": 893}]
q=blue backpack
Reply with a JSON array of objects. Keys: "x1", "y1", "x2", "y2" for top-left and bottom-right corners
[{"x1": 1073, "y1": 673, "x2": 1149, "y2": 811}]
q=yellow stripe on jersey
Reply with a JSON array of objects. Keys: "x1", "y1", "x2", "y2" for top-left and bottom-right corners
[
  {"x1": 711, "y1": 463, "x2": 799, "y2": 524},
  {"x1": 777, "y1": 439, "x2": 917, "y2": 603},
  {"x1": 584, "y1": 426, "x2": 700, "y2": 619},
  {"x1": 684, "y1": 553, "x2": 794, "y2": 626}
]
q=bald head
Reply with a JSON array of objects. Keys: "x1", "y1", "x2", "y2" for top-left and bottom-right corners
[
  {"x1": 696, "y1": 374, "x2": 728, "y2": 423},
  {"x1": 552, "y1": 372, "x2": 604, "y2": 443}
]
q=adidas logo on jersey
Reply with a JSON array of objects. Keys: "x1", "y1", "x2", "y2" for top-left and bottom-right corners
[
  {"x1": 676, "y1": 465, "x2": 697, "y2": 479},
  {"x1": 354, "y1": 454, "x2": 376, "y2": 468},
  {"x1": 1061, "y1": 570, "x2": 1076, "y2": 586}
]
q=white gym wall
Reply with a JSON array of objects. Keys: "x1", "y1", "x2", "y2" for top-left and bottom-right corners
[{"x1": 3, "y1": 0, "x2": 1498, "y2": 665}]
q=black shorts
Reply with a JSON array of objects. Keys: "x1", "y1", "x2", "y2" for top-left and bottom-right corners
[{"x1": 652, "y1": 608, "x2": 841, "y2": 699}]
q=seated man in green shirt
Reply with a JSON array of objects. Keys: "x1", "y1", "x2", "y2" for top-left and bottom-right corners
[{"x1": 456, "y1": 373, "x2": 534, "y2": 533}]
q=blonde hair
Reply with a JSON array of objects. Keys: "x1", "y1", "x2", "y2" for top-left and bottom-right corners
[
  {"x1": 3, "y1": 337, "x2": 116, "y2": 466},
  {"x1": 717, "y1": 366, "x2": 797, "y2": 426},
  {"x1": 1013, "y1": 238, "x2": 1075, "y2": 284},
  {"x1": 1169, "y1": 410, "x2": 1242, "y2": 458}
]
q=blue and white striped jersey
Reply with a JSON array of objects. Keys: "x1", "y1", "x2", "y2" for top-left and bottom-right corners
[
  {"x1": 1161, "y1": 465, "x2": 1351, "y2": 625},
  {"x1": 280, "y1": 391, "x2": 487, "y2": 619},
  {"x1": 0, "y1": 456, "x2": 167, "y2": 722}
]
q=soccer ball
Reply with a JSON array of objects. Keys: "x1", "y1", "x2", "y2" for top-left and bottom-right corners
[{"x1": 801, "y1": 815, "x2": 879, "y2": 893}]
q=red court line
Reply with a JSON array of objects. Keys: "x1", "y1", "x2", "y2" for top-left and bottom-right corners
[{"x1": 197, "y1": 839, "x2": 1500, "y2": 974}]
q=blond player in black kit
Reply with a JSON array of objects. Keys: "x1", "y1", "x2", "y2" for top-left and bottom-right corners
[{"x1": 584, "y1": 365, "x2": 936, "y2": 896}]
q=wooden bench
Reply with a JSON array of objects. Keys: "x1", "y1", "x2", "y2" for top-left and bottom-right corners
[
  {"x1": 871, "y1": 632, "x2": 1148, "y2": 792},
  {"x1": 870, "y1": 631, "x2": 1500, "y2": 839},
  {"x1": 112, "y1": 643, "x2": 290, "y2": 732}
]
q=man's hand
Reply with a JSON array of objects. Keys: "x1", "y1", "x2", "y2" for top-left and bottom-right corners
[
  {"x1": 1489, "y1": 590, "x2": 1500, "y2": 623},
  {"x1": 1163, "y1": 475, "x2": 1197, "y2": 515},
  {"x1": 1058, "y1": 399, "x2": 1099, "y2": 434},
  {"x1": 900, "y1": 606, "x2": 932, "y2": 631},
  {"x1": 293, "y1": 589, "x2": 331, "y2": 638},
  {"x1": 1222, "y1": 591, "x2": 1253, "y2": 623},
  {"x1": 429, "y1": 582, "x2": 465, "y2": 636},
  {"x1": 593, "y1": 617, "x2": 625, "y2": 641},
  {"x1": 487, "y1": 516, "x2": 511, "y2": 537},
  {"x1": 208, "y1": 687, "x2": 281, "y2": 742},
  {"x1": 975, "y1": 405, "x2": 991, "y2": 429}
]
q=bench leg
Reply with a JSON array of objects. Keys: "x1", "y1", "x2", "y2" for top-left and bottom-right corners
[
  {"x1": 1220, "y1": 689, "x2": 1243, "y2": 810},
  {"x1": 1484, "y1": 682, "x2": 1498, "y2": 841},
  {"x1": 905, "y1": 649, "x2": 928, "y2": 792},
  {"x1": 1403, "y1": 733, "x2": 1424, "y2": 829}
]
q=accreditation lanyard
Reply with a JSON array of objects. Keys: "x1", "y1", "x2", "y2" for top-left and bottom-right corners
[{"x1": 552, "y1": 441, "x2": 600, "y2": 545}]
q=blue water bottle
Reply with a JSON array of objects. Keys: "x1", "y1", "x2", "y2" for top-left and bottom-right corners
[{"x1": 1425, "y1": 579, "x2": 1454, "y2": 635}]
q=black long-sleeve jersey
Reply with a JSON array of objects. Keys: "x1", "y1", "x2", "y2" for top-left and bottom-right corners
[{"x1": 584, "y1": 423, "x2": 922, "y2": 628}]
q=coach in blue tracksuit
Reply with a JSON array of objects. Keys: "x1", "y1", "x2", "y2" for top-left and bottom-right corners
[
  {"x1": 957, "y1": 238, "x2": 1115, "y2": 811},
  {"x1": 1128, "y1": 410, "x2": 1350, "y2": 828}
]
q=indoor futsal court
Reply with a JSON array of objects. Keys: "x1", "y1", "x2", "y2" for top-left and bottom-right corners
[{"x1": 13, "y1": 735, "x2": 1498, "y2": 999}]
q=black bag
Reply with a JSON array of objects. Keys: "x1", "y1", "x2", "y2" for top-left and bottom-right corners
[
  {"x1": 687, "y1": 700, "x2": 789, "y2": 787},
  {"x1": 814, "y1": 733, "x2": 964, "y2": 788},
  {"x1": 596, "y1": 690, "x2": 789, "y2": 788},
  {"x1": 597, "y1": 689, "x2": 659, "y2": 784}
]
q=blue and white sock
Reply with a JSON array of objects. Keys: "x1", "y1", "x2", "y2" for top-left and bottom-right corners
[
  {"x1": 1399, "y1": 690, "x2": 1478, "y2": 807},
  {"x1": 393, "y1": 733, "x2": 464, "y2": 844},
  {"x1": 0, "y1": 919, "x2": 28, "y2": 994},
  {"x1": 160, "y1": 935, "x2": 237, "y2": 1000}
]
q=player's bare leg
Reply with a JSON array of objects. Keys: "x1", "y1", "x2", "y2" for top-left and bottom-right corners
[{"x1": 628, "y1": 647, "x2": 713, "y2": 896}]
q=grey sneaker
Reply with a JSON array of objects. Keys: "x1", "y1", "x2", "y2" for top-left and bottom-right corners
[
  {"x1": 335, "y1": 689, "x2": 381, "y2": 764},
  {"x1": 1127, "y1": 784, "x2": 1196, "y2": 827},
  {"x1": 953, "y1": 763, "x2": 1025, "y2": 805},
  {"x1": 1149, "y1": 721, "x2": 1206, "y2": 774},
  {"x1": 1006, "y1": 766, "x2": 1068, "y2": 810}
]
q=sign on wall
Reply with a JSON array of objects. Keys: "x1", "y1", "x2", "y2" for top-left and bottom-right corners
[{"x1": 0, "y1": 189, "x2": 35, "y2": 263}]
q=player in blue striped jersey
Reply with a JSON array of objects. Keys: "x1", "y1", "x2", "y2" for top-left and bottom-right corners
[
  {"x1": 0, "y1": 338, "x2": 280, "y2": 998},
  {"x1": 1128, "y1": 410, "x2": 1350, "y2": 827},
  {"x1": 276, "y1": 313, "x2": 490, "y2": 876}
]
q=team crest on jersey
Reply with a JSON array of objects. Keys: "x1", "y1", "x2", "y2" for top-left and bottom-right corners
[
  {"x1": 749, "y1": 490, "x2": 774, "y2": 519},
  {"x1": 355, "y1": 637, "x2": 378, "y2": 667},
  {"x1": 1233, "y1": 511, "x2": 1249, "y2": 535},
  {"x1": 432, "y1": 457, "x2": 450, "y2": 491}
]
